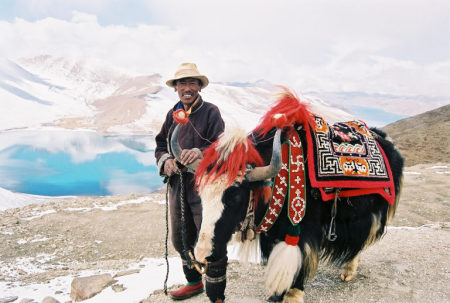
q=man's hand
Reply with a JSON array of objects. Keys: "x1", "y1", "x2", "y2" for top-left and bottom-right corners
[
  {"x1": 180, "y1": 148, "x2": 202, "y2": 165},
  {"x1": 163, "y1": 149, "x2": 203, "y2": 176},
  {"x1": 163, "y1": 158, "x2": 179, "y2": 176}
]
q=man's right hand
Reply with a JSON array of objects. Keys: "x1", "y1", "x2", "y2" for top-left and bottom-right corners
[{"x1": 163, "y1": 158, "x2": 179, "y2": 176}]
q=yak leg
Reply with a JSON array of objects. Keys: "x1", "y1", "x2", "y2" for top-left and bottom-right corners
[
  {"x1": 205, "y1": 256, "x2": 228, "y2": 302},
  {"x1": 281, "y1": 243, "x2": 318, "y2": 303},
  {"x1": 282, "y1": 289, "x2": 305, "y2": 303},
  {"x1": 340, "y1": 254, "x2": 360, "y2": 281}
]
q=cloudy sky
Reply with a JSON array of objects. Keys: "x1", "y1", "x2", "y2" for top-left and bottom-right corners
[{"x1": 1, "y1": 0, "x2": 449, "y2": 98}]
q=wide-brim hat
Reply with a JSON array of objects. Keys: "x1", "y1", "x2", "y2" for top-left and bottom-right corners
[{"x1": 166, "y1": 62, "x2": 209, "y2": 89}]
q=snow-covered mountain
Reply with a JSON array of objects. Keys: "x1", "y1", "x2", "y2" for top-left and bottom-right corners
[
  {"x1": 0, "y1": 55, "x2": 354, "y2": 134},
  {"x1": 0, "y1": 186, "x2": 73, "y2": 210}
]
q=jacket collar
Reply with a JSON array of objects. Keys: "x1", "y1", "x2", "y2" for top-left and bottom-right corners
[{"x1": 173, "y1": 95, "x2": 204, "y2": 115}]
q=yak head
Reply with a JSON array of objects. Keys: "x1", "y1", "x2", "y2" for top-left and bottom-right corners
[{"x1": 170, "y1": 125, "x2": 282, "y2": 262}]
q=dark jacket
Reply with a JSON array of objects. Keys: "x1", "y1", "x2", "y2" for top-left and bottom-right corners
[{"x1": 155, "y1": 96, "x2": 225, "y2": 174}]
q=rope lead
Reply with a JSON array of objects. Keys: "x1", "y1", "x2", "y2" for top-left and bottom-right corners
[
  {"x1": 163, "y1": 181, "x2": 170, "y2": 295},
  {"x1": 163, "y1": 167, "x2": 206, "y2": 296}
]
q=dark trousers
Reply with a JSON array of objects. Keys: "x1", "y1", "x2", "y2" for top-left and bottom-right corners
[{"x1": 169, "y1": 172, "x2": 203, "y2": 283}]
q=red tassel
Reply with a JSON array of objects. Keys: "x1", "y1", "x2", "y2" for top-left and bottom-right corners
[
  {"x1": 195, "y1": 137, "x2": 263, "y2": 188},
  {"x1": 285, "y1": 234, "x2": 299, "y2": 246},
  {"x1": 254, "y1": 86, "x2": 316, "y2": 137},
  {"x1": 271, "y1": 113, "x2": 289, "y2": 129},
  {"x1": 173, "y1": 109, "x2": 189, "y2": 125}
]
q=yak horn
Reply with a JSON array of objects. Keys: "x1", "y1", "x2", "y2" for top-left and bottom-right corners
[
  {"x1": 170, "y1": 123, "x2": 201, "y2": 172},
  {"x1": 245, "y1": 129, "x2": 282, "y2": 182}
]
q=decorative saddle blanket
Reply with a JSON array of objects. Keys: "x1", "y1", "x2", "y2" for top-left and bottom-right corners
[
  {"x1": 255, "y1": 117, "x2": 395, "y2": 233},
  {"x1": 305, "y1": 116, "x2": 395, "y2": 205}
]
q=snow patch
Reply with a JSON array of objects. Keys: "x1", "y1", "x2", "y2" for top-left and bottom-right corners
[
  {"x1": 0, "y1": 257, "x2": 185, "y2": 303},
  {"x1": 21, "y1": 210, "x2": 56, "y2": 221},
  {"x1": 404, "y1": 171, "x2": 421, "y2": 175}
]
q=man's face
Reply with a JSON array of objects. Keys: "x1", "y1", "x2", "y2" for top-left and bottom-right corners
[{"x1": 175, "y1": 78, "x2": 202, "y2": 107}]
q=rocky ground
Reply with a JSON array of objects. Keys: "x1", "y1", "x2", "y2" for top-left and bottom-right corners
[{"x1": 1, "y1": 163, "x2": 449, "y2": 303}]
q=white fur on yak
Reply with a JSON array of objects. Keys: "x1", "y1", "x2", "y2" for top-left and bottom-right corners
[
  {"x1": 195, "y1": 174, "x2": 228, "y2": 263},
  {"x1": 194, "y1": 128, "x2": 251, "y2": 263}
]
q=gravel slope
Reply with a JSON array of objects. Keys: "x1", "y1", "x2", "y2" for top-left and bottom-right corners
[{"x1": 1, "y1": 164, "x2": 449, "y2": 303}]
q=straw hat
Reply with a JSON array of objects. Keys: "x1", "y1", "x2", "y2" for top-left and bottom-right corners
[{"x1": 166, "y1": 62, "x2": 209, "y2": 88}]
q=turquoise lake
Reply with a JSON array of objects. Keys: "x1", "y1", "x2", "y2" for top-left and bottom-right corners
[{"x1": 0, "y1": 130, "x2": 164, "y2": 196}]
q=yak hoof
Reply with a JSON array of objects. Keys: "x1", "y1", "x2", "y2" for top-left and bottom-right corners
[
  {"x1": 340, "y1": 272, "x2": 355, "y2": 282},
  {"x1": 340, "y1": 255, "x2": 360, "y2": 282},
  {"x1": 282, "y1": 288, "x2": 305, "y2": 303},
  {"x1": 266, "y1": 293, "x2": 284, "y2": 302},
  {"x1": 340, "y1": 266, "x2": 357, "y2": 281}
]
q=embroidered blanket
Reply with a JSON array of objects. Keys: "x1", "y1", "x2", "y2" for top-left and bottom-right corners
[
  {"x1": 255, "y1": 119, "x2": 395, "y2": 234},
  {"x1": 305, "y1": 116, "x2": 395, "y2": 205}
]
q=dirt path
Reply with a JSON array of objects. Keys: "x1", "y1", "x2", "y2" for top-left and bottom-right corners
[{"x1": 1, "y1": 164, "x2": 449, "y2": 302}]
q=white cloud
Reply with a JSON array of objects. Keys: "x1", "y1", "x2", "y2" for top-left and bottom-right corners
[
  {"x1": 0, "y1": 130, "x2": 152, "y2": 164},
  {"x1": 106, "y1": 170, "x2": 155, "y2": 195},
  {"x1": 0, "y1": 147, "x2": 55, "y2": 189},
  {"x1": 1, "y1": 0, "x2": 449, "y2": 97},
  {"x1": 71, "y1": 11, "x2": 98, "y2": 24}
]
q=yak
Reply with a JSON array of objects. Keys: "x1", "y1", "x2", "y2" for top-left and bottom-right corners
[{"x1": 170, "y1": 89, "x2": 404, "y2": 303}]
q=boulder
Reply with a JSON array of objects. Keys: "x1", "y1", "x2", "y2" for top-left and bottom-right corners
[
  {"x1": 70, "y1": 274, "x2": 113, "y2": 302},
  {"x1": 41, "y1": 297, "x2": 60, "y2": 303},
  {"x1": 111, "y1": 284, "x2": 126, "y2": 292},
  {"x1": 0, "y1": 296, "x2": 18, "y2": 303},
  {"x1": 113, "y1": 269, "x2": 140, "y2": 278}
]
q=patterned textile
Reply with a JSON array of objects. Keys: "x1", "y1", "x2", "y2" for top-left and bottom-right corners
[
  {"x1": 305, "y1": 116, "x2": 395, "y2": 205},
  {"x1": 256, "y1": 129, "x2": 306, "y2": 233}
]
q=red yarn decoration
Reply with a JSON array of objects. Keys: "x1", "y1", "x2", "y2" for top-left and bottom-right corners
[
  {"x1": 195, "y1": 137, "x2": 264, "y2": 189},
  {"x1": 254, "y1": 86, "x2": 316, "y2": 137},
  {"x1": 173, "y1": 109, "x2": 189, "y2": 125},
  {"x1": 284, "y1": 234, "x2": 299, "y2": 246},
  {"x1": 271, "y1": 113, "x2": 288, "y2": 129}
]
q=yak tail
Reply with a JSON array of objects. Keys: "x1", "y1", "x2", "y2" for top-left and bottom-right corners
[{"x1": 265, "y1": 241, "x2": 302, "y2": 296}]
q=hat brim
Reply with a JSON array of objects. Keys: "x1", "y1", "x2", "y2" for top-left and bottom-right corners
[{"x1": 166, "y1": 75, "x2": 209, "y2": 89}]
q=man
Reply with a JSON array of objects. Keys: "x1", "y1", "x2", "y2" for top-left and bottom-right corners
[{"x1": 155, "y1": 63, "x2": 225, "y2": 301}]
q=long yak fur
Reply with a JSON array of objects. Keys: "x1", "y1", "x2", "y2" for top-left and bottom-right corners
[
  {"x1": 254, "y1": 87, "x2": 316, "y2": 136},
  {"x1": 195, "y1": 128, "x2": 264, "y2": 190}
]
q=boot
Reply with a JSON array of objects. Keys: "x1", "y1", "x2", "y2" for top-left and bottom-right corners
[{"x1": 169, "y1": 281, "x2": 204, "y2": 300}]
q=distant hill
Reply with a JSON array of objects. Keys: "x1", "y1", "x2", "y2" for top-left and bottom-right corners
[{"x1": 382, "y1": 104, "x2": 450, "y2": 166}]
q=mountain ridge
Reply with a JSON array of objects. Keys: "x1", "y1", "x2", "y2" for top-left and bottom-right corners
[
  {"x1": 1, "y1": 55, "x2": 355, "y2": 134},
  {"x1": 383, "y1": 104, "x2": 450, "y2": 166},
  {"x1": 2, "y1": 55, "x2": 449, "y2": 138}
]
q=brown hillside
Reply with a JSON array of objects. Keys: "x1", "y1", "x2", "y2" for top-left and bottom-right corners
[{"x1": 382, "y1": 104, "x2": 450, "y2": 166}]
